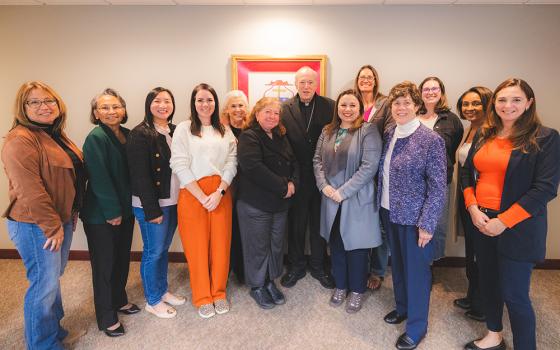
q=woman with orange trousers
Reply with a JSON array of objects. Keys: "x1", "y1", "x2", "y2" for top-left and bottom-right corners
[{"x1": 170, "y1": 83, "x2": 237, "y2": 319}]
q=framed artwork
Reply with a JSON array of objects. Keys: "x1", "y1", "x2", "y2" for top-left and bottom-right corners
[{"x1": 231, "y1": 55, "x2": 327, "y2": 106}]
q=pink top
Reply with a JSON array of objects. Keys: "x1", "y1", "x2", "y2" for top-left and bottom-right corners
[{"x1": 363, "y1": 105, "x2": 374, "y2": 122}]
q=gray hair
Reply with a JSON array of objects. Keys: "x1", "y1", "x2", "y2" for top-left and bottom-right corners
[
  {"x1": 89, "y1": 88, "x2": 128, "y2": 124},
  {"x1": 223, "y1": 90, "x2": 248, "y2": 106}
]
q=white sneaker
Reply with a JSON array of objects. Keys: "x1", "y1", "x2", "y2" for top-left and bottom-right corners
[
  {"x1": 214, "y1": 299, "x2": 230, "y2": 315},
  {"x1": 198, "y1": 303, "x2": 216, "y2": 318}
]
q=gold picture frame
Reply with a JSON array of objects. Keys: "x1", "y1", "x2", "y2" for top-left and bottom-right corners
[{"x1": 231, "y1": 55, "x2": 327, "y2": 105}]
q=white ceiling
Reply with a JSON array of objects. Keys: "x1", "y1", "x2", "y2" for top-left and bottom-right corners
[{"x1": 1, "y1": 0, "x2": 559, "y2": 5}]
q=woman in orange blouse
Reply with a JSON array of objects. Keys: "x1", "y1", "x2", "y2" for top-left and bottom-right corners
[{"x1": 461, "y1": 78, "x2": 560, "y2": 350}]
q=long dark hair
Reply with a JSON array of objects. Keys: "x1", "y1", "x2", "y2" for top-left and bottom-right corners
[
  {"x1": 478, "y1": 78, "x2": 541, "y2": 153},
  {"x1": 189, "y1": 83, "x2": 225, "y2": 137},
  {"x1": 144, "y1": 87, "x2": 175, "y2": 128},
  {"x1": 324, "y1": 89, "x2": 364, "y2": 136}
]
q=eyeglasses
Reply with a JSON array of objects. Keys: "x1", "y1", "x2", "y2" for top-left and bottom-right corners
[
  {"x1": 358, "y1": 75, "x2": 375, "y2": 82},
  {"x1": 25, "y1": 99, "x2": 58, "y2": 109},
  {"x1": 422, "y1": 87, "x2": 441, "y2": 94},
  {"x1": 96, "y1": 105, "x2": 124, "y2": 113}
]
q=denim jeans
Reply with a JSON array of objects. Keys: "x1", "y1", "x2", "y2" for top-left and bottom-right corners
[
  {"x1": 7, "y1": 220, "x2": 73, "y2": 350},
  {"x1": 133, "y1": 205, "x2": 177, "y2": 306}
]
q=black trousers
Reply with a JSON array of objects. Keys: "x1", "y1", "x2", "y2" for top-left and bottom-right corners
[
  {"x1": 474, "y1": 216, "x2": 536, "y2": 350},
  {"x1": 287, "y1": 180, "x2": 328, "y2": 273},
  {"x1": 237, "y1": 200, "x2": 288, "y2": 288},
  {"x1": 230, "y1": 197, "x2": 245, "y2": 283},
  {"x1": 458, "y1": 189, "x2": 483, "y2": 313},
  {"x1": 329, "y1": 208, "x2": 369, "y2": 293},
  {"x1": 83, "y1": 217, "x2": 134, "y2": 330}
]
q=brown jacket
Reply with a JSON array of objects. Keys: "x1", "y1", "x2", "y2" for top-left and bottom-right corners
[{"x1": 2, "y1": 125, "x2": 82, "y2": 237}]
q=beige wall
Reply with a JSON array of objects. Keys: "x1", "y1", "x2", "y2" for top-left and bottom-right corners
[{"x1": 0, "y1": 5, "x2": 559, "y2": 257}]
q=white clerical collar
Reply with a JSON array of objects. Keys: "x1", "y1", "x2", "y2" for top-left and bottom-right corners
[{"x1": 395, "y1": 117, "x2": 420, "y2": 138}]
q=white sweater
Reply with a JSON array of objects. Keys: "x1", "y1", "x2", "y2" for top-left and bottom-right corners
[
  {"x1": 170, "y1": 120, "x2": 237, "y2": 187},
  {"x1": 381, "y1": 118, "x2": 421, "y2": 210}
]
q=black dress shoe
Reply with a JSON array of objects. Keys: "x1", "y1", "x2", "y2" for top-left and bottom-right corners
[
  {"x1": 265, "y1": 281, "x2": 286, "y2": 305},
  {"x1": 396, "y1": 333, "x2": 419, "y2": 350},
  {"x1": 117, "y1": 303, "x2": 140, "y2": 315},
  {"x1": 249, "y1": 287, "x2": 275, "y2": 309},
  {"x1": 454, "y1": 297, "x2": 472, "y2": 310},
  {"x1": 465, "y1": 310, "x2": 486, "y2": 322},
  {"x1": 310, "y1": 271, "x2": 335, "y2": 289},
  {"x1": 103, "y1": 324, "x2": 125, "y2": 337},
  {"x1": 464, "y1": 339, "x2": 505, "y2": 350},
  {"x1": 384, "y1": 310, "x2": 407, "y2": 324},
  {"x1": 280, "y1": 270, "x2": 306, "y2": 288}
]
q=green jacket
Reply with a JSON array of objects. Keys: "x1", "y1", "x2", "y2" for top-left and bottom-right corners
[{"x1": 81, "y1": 124, "x2": 132, "y2": 224}]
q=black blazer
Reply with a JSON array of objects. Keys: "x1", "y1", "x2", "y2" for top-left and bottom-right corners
[
  {"x1": 281, "y1": 94, "x2": 335, "y2": 186},
  {"x1": 461, "y1": 126, "x2": 560, "y2": 262},
  {"x1": 433, "y1": 110, "x2": 464, "y2": 184},
  {"x1": 126, "y1": 122, "x2": 176, "y2": 221},
  {"x1": 237, "y1": 125, "x2": 300, "y2": 213}
]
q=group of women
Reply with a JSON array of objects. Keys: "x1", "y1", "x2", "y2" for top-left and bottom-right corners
[{"x1": 2, "y1": 69, "x2": 558, "y2": 350}]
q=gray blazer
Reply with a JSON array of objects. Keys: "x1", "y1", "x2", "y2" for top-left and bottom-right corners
[{"x1": 313, "y1": 123, "x2": 382, "y2": 250}]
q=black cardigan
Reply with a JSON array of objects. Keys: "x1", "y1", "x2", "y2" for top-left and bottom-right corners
[
  {"x1": 126, "y1": 122, "x2": 176, "y2": 221},
  {"x1": 432, "y1": 110, "x2": 464, "y2": 184},
  {"x1": 461, "y1": 126, "x2": 560, "y2": 262},
  {"x1": 237, "y1": 125, "x2": 300, "y2": 213}
]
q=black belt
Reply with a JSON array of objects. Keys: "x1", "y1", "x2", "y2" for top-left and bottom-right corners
[{"x1": 478, "y1": 206, "x2": 500, "y2": 216}]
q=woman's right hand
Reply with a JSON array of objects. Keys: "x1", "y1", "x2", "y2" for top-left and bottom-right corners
[
  {"x1": 467, "y1": 205, "x2": 490, "y2": 230},
  {"x1": 149, "y1": 216, "x2": 163, "y2": 224},
  {"x1": 322, "y1": 185, "x2": 336, "y2": 199},
  {"x1": 202, "y1": 191, "x2": 222, "y2": 212},
  {"x1": 106, "y1": 216, "x2": 122, "y2": 226},
  {"x1": 43, "y1": 227, "x2": 64, "y2": 252}
]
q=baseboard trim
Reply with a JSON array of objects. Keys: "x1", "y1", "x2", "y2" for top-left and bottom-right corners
[{"x1": 1, "y1": 249, "x2": 558, "y2": 269}]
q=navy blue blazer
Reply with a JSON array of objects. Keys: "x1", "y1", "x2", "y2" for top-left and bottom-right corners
[{"x1": 461, "y1": 126, "x2": 560, "y2": 262}]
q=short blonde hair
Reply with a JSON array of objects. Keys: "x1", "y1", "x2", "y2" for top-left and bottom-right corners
[{"x1": 13, "y1": 81, "x2": 67, "y2": 134}]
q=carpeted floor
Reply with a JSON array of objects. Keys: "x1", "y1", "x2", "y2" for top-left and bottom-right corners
[{"x1": 0, "y1": 260, "x2": 559, "y2": 349}]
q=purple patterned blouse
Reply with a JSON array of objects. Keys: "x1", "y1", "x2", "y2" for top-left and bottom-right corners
[{"x1": 377, "y1": 124, "x2": 447, "y2": 234}]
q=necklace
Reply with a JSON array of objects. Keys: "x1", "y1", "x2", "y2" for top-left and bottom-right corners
[{"x1": 305, "y1": 100, "x2": 316, "y2": 133}]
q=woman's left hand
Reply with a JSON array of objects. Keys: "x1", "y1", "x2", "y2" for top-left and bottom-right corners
[
  {"x1": 418, "y1": 228, "x2": 432, "y2": 248},
  {"x1": 44, "y1": 227, "x2": 64, "y2": 252},
  {"x1": 480, "y1": 218, "x2": 507, "y2": 237},
  {"x1": 204, "y1": 190, "x2": 222, "y2": 212}
]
